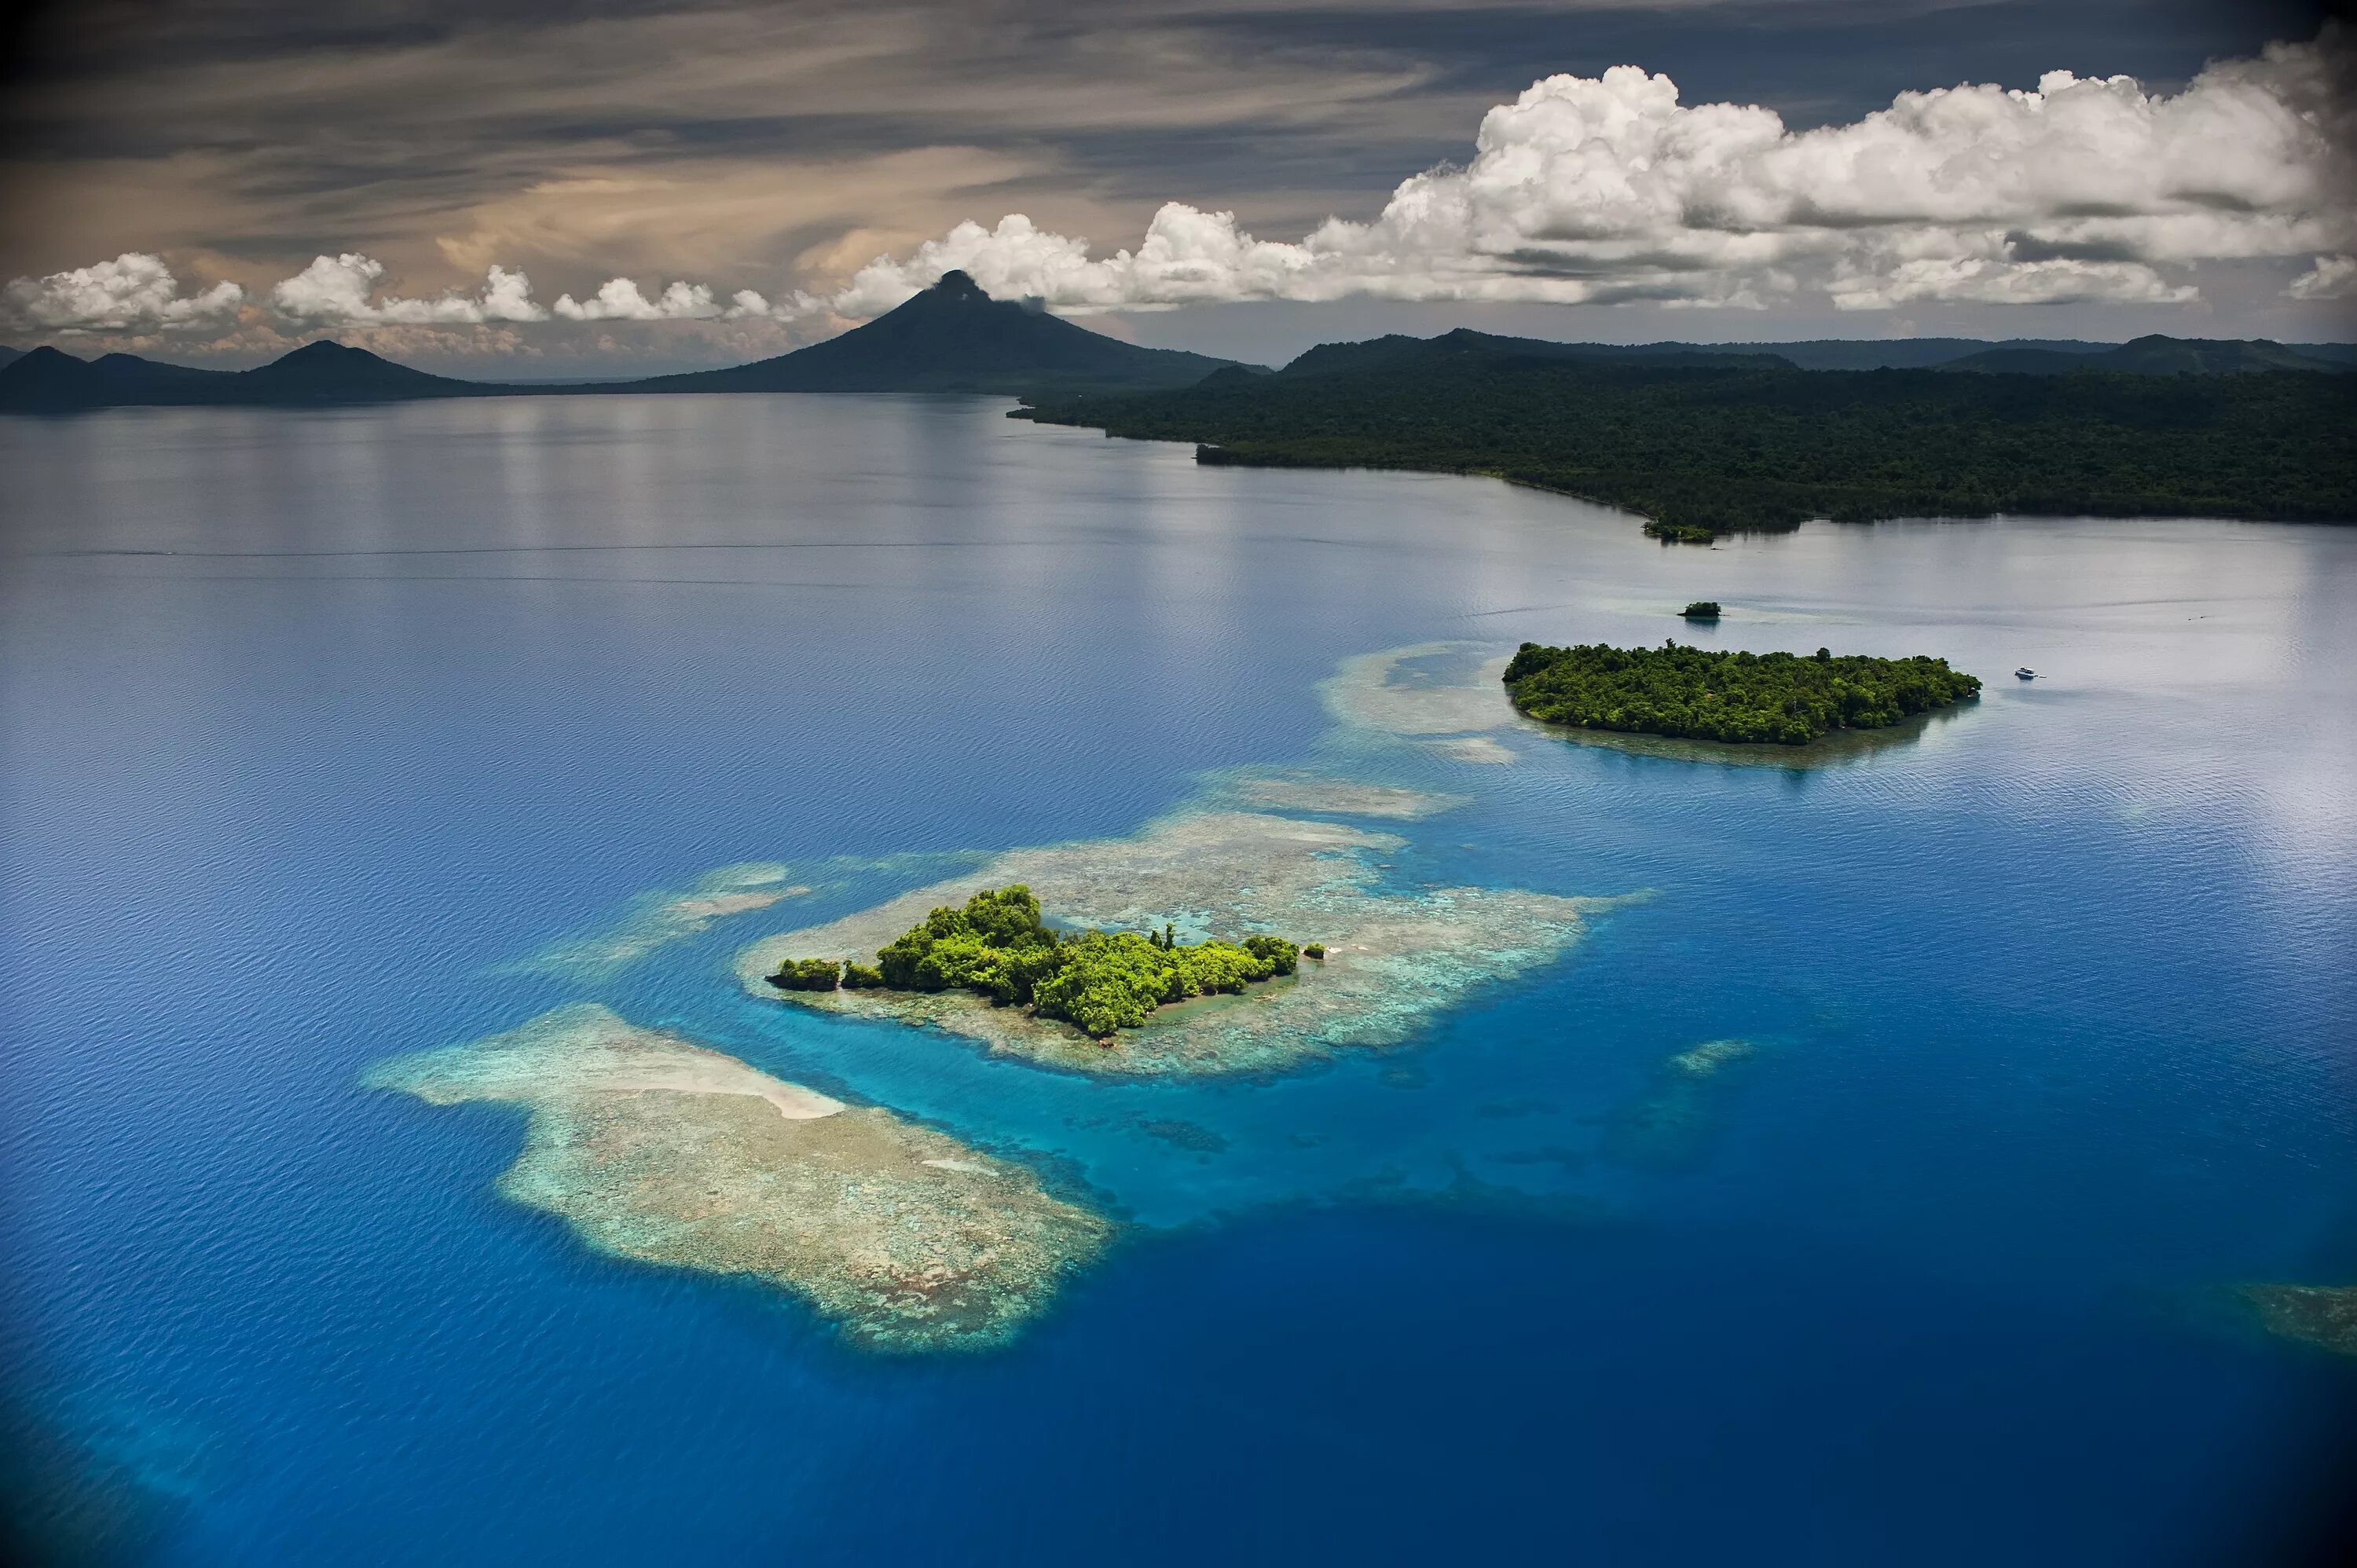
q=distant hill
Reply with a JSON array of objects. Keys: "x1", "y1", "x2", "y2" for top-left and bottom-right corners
[
  {"x1": 0, "y1": 339, "x2": 486, "y2": 412},
  {"x1": 1277, "y1": 329, "x2": 1785, "y2": 379},
  {"x1": 1732, "y1": 338, "x2": 2106, "y2": 371},
  {"x1": 5, "y1": 304, "x2": 2352, "y2": 416},
  {"x1": 1017, "y1": 325, "x2": 2357, "y2": 533},
  {"x1": 0, "y1": 274, "x2": 1239, "y2": 412},
  {"x1": 620, "y1": 271, "x2": 1237, "y2": 395},
  {"x1": 1276, "y1": 332, "x2": 2352, "y2": 375},
  {"x1": 1939, "y1": 335, "x2": 2347, "y2": 376},
  {"x1": 0, "y1": 345, "x2": 21, "y2": 369}
]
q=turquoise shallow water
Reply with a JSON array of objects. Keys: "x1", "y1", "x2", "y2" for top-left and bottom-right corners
[{"x1": 3, "y1": 395, "x2": 2354, "y2": 1563}]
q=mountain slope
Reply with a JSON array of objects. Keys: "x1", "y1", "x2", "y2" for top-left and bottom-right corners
[
  {"x1": 625, "y1": 271, "x2": 1237, "y2": 394},
  {"x1": 231, "y1": 339, "x2": 483, "y2": 401}
]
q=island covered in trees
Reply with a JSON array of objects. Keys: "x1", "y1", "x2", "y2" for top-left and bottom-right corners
[
  {"x1": 769, "y1": 885, "x2": 1307, "y2": 1039},
  {"x1": 1503, "y1": 640, "x2": 1981, "y2": 745},
  {"x1": 1014, "y1": 330, "x2": 2357, "y2": 538}
]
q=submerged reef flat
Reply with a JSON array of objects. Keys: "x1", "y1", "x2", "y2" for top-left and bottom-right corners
[
  {"x1": 515, "y1": 863, "x2": 809, "y2": 976},
  {"x1": 1226, "y1": 773, "x2": 1465, "y2": 820},
  {"x1": 2240, "y1": 1284, "x2": 2357, "y2": 1355},
  {"x1": 1322, "y1": 643, "x2": 1516, "y2": 738},
  {"x1": 1668, "y1": 1039, "x2": 1755, "y2": 1076},
  {"x1": 739, "y1": 810, "x2": 1598, "y2": 1076},
  {"x1": 366, "y1": 1004, "x2": 1110, "y2": 1350},
  {"x1": 1424, "y1": 735, "x2": 1517, "y2": 765},
  {"x1": 1605, "y1": 1038, "x2": 1759, "y2": 1170}
]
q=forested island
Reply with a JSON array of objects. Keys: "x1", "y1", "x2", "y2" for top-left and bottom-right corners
[
  {"x1": 769, "y1": 885, "x2": 1305, "y2": 1038},
  {"x1": 1503, "y1": 640, "x2": 1981, "y2": 745},
  {"x1": 1016, "y1": 331, "x2": 2357, "y2": 537}
]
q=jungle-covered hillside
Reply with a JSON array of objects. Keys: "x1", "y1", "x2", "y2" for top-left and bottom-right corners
[{"x1": 1016, "y1": 332, "x2": 2357, "y2": 537}]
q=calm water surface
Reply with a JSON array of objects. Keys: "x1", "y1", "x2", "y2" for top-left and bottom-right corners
[{"x1": 3, "y1": 396, "x2": 2354, "y2": 1564}]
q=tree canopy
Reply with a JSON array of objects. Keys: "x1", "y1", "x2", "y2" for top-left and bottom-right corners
[
  {"x1": 1017, "y1": 336, "x2": 2356, "y2": 536},
  {"x1": 1503, "y1": 639, "x2": 1981, "y2": 745},
  {"x1": 771, "y1": 885, "x2": 1303, "y2": 1039}
]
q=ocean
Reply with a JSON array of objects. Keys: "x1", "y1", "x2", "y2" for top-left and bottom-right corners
[{"x1": 3, "y1": 393, "x2": 2352, "y2": 1563}]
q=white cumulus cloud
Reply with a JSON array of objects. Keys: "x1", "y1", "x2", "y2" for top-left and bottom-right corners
[
  {"x1": 0, "y1": 253, "x2": 245, "y2": 333},
  {"x1": 552, "y1": 277, "x2": 722, "y2": 321},
  {"x1": 269, "y1": 254, "x2": 552, "y2": 324},
  {"x1": 12, "y1": 29, "x2": 2352, "y2": 353},
  {"x1": 823, "y1": 27, "x2": 2356, "y2": 315}
]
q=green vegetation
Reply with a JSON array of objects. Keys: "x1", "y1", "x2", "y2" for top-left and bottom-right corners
[
  {"x1": 1682, "y1": 601, "x2": 1722, "y2": 619},
  {"x1": 769, "y1": 958, "x2": 841, "y2": 992},
  {"x1": 1303, "y1": 943, "x2": 1326, "y2": 961},
  {"x1": 1503, "y1": 639, "x2": 1980, "y2": 745},
  {"x1": 770, "y1": 885, "x2": 1303, "y2": 1039},
  {"x1": 1017, "y1": 333, "x2": 2356, "y2": 535}
]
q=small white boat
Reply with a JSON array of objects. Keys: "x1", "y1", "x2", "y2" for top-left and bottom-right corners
[{"x1": 2015, "y1": 666, "x2": 2037, "y2": 680}]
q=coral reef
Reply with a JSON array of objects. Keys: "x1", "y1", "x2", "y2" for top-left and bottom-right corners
[
  {"x1": 1321, "y1": 643, "x2": 1516, "y2": 738},
  {"x1": 1226, "y1": 773, "x2": 1466, "y2": 819},
  {"x1": 739, "y1": 810, "x2": 1596, "y2": 1075},
  {"x1": 368, "y1": 1005, "x2": 1110, "y2": 1350},
  {"x1": 2240, "y1": 1283, "x2": 2357, "y2": 1356},
  {"x1": 516, "y1": 863, "x2": 808, "y2": 976}
]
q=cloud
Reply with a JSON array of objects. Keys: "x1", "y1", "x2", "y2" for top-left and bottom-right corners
[
  {"x1": 2287, "y1": 254, "x2": 2357, "y2": 300},
  {"x1": 552, "y1": 277, "x2": 722, "y2": 321},
  {"x1": 8, "y1": 27, "x2": 2352, "y2": 357},
  {"x1": 824, "y1": 27, "x2": 2356, "y2": 313},
  {"x1": 269, "y1": 254, "x2": 550, "y2": 324},
  {"x1": 0, "y1": 252, "x2": 244, "y2": 333}
]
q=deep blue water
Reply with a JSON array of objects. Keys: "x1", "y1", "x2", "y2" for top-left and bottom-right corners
[{"x1": 3, "y1": 395, "x2": 2353, "y2": 1565}]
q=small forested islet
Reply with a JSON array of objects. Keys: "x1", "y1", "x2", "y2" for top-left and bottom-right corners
[
  {"x1": 769, "y1": 885, "x2": 1303, "y2": 1039},
  {"x1": 1503, "y1": 640, "x2": 1980, "y2": 745}
]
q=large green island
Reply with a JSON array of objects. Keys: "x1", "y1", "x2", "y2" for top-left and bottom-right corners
[
  {"x1": 772, "y1": 885, "x2": 1305, "y2": 1039},
  {"x1": 1504, "y1": 639, "x2": 1980, "y2": 745},
  {"x1": 1015, "y1": 332, "x2": 2357, "y2": 537}
]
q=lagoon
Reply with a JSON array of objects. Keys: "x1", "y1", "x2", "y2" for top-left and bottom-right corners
[{"x1": 3, "y1": 394, "x2": 2354, "y2": 1563}]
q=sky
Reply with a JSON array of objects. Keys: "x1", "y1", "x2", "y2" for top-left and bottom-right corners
[{"x1": 0, "y1": 0, "x2": 2352, "y2": 373}]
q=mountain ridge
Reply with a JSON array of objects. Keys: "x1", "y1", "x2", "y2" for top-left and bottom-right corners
[
  {"x1": 4, "y1": 276, "x2": 2352, "y2": 415},
  {"x1": 1936, "y1": 335, "x2": 2345, "y2": 376}
]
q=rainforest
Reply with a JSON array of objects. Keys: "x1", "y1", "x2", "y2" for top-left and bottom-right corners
[
  {"x1": 768, "y1": 885, "x2": 1303, "y2": 1037},
  {"x1": 1502, "y1": 640, "x2": 1982, "y2": 745}
]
